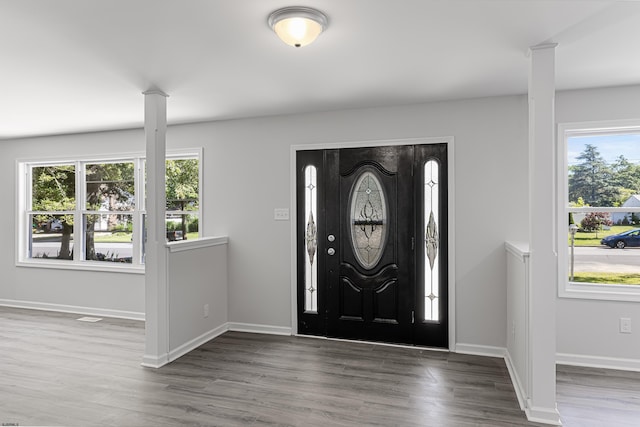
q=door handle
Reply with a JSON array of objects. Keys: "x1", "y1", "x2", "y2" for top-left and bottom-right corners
[
  {"x1": 327, "y1": 248, "x2": 335, "y2": 256},
  {"x1": 327, "y1": 234, "x2": 335, "y2": 242}
]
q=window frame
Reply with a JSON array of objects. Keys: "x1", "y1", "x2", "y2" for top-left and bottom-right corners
[
  {"x1": 558, "y1": 119, "x2": 640, "y2": 302},
  {"x1": 16, "y1": 149, "x2": 202, "y2": 274}
]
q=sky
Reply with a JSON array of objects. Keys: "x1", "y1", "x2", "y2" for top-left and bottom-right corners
[{"x1": 568, "y1": 133, "x2": 640, "y2": 166}]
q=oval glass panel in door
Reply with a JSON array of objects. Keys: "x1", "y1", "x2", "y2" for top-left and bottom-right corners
[{"x1": 349, "y1": 169, "x2": 387, "y2": 269}]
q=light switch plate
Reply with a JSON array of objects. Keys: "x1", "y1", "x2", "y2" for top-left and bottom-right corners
[{"x1": 274, "y1": 208, "x2": 290, "y2": 221}]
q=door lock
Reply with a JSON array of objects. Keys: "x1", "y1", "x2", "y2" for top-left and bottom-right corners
[
  {"x1": 327, "y1": 234, "x2": 335, "y2": 242},
  {"x1": 327, "y1": 248, "x2": 335, "y2": 256}
]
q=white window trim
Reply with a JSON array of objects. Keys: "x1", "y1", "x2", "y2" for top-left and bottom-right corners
[
  {"x1": 557, "y1": 119, "x2": 640, "y2": 302},
  {"x1": 16, "y1": 149, "x2": 202, "y2": 274}
]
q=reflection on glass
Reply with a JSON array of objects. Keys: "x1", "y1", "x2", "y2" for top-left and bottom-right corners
[
  {"x1": 84, "y1": 214, "x2": 133, "y2": 263},
  {"x1": 349, "y1": 170, "x2": 387, "y2": 270},
  {"x1": 85, "y1": 162, "x2": 135, "y2": 211},
  {"x1": 568, "y1": 210, "x2": 640, "y2": 285},
  {"x1": 166, "y1": 214, "x2": 198, "y2": 241},
  {"x1": 30, "y1": 214, "x2": 74, "y2": 260},
  {"x1": 424, "y1": 160, "x2": 440, "y2": 322},
  {"x1": 32, "y1": 165, "x2": 76, "y2": 210},
  {"x1": 166, "y1": 159, "x2": 200, "y2": 211},
  {"x1": 304, "y1": 165, "x2": 318, "y2": 313}
]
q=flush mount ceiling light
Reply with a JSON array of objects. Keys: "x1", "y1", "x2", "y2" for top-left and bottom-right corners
[{"x1": 268, "y1": 6, "x2": 328, "y2": 48}]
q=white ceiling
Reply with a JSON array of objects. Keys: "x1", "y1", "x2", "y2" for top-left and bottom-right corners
[{"x1": 1, "y1": 0, "x2": 639, "y2": 139}]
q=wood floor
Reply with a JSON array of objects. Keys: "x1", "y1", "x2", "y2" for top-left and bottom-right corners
[{"x1": 0, "y1": 307, "x2": 638, "y2": 426}]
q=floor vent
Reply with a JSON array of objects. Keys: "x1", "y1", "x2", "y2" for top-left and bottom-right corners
[{"x1": 76, "y1": 316, "x2": 103, "y2": 323}]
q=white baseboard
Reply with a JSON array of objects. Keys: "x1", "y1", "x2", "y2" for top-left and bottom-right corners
[
  {"x1": 0, "y1": 299, "x2": 145, "y2": 321},
  {"x1": 141, "y1": 353, "x2": 170, "y2": 369},
  {"x1": 504, "y1": 350, "x2": 527, "y2": 411},
  {"x1": 455, "y1": 343, "x2": 506, "y2": 358},
  {"x1": 168, "y1": 323, "x2": 229, "y2": 363},
  {"x1": 227, "y1": 322, "x2": 292, "y2": 336},
  {"x1": 557, "y1": 352, "x2": 640, "y2": 372},
  {"x1": 525, "y1": 403, "x2": 562, "y2": 426}
]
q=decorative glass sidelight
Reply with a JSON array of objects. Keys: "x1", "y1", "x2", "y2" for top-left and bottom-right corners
[
  {"x1": 304, "y1": 165, "x2": 318, "y2": 313},
  {"x1": 349, "y1": 170, "x2": 387, "y2": 270},
  {"x1": 424, "y1": 160, "x2": 440, "y2": 321}
]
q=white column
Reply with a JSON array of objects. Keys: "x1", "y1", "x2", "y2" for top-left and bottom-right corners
[
  {"x1": 142, "y1": 90, "x2": 169, "y2": 368},
  {"x1": 527, "y1": 44, "x2": 561, "y2": 425}
]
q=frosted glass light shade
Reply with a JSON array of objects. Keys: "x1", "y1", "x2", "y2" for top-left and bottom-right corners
[{"x1": 268, "y1": 7, "x2": 328, "y2": 48}]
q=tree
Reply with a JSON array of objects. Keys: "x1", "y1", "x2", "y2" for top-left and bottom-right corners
[
  {"x1": 166, "y1": 159, "x2": 199, "y2": 236},
  {"x1": 611, "y1": 155, "x2": 640, "y2": 206},
  {"x1": 580, "y1": 212, "x2": 613, "y2": 237},
  {"x1": 569, "y1": 144, "x2": 618, "y2": 206},
  {"x1": 85, "y1": 162, "x2": 135, "y2": 260},
  {"x1": 32, "y1": 165, "x2": 76, "y2": 259},
  {"x1": 612, "y1": 155, "x2": 640, "y2": 192}
]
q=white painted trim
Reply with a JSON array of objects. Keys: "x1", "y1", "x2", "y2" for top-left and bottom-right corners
[
  {"x1": 15, "y1": 148, "x2": 202, "y2": 272},
  {"x1": 289, "y1": 143, "x2": 298, "y2": 335},
  {"x1": 290, "y1": 136, "x2": 456, "y2": 349},
  {"x1": 168, "y1": 323, "x2": 229, "y2": 363},
  {"x1": 293, "y1": 136, "x2": 453, "y2": 152},
  {"x1": 15, "y1": 259, "x2": 145, "y2": 274},
  {"x1": 454, "y1": 343, "x2": 506, "y2": 358},
  {"x1": 525, "y1": 405, "x2": 562, "y2": 426},
  {"x1": 456, "y1": 342, "x2": 560, "y2": 425},
  {"x1": 557, "y1": 120, "x2": 640, "y2": 302},
  {"x1": 483, "y1": 348, "x2": 562, "y2": 425},
  {"x1": 557, "y1": 352, "x2": 640, "y2": 372},
  {"x1": 447, "y1": 137, "x2": 456, "y2": 351},
  {"x1": 141, "y1": 353, "x2": 170, "y2": 369},
  {"x1": 504, "y1": 350, "x2": 527, "y2": 411},
  {"x1": 228, "y1": 322, "x2": 292, "y2": 336},
  {"x1": 166, "y1": 236, "x2": 228, "y2": 253},
  {"x1": 505, "y1": 241, "x2": 530, "y2": 261},
  {"x1": 0, "y1": 299, "x2": 144, "y2": 321}
]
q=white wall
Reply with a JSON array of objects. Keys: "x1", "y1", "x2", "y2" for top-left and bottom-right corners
[
  {"x1": 0, "y1": 130, "x2": 145, "y2": 318},
  {"x1": 1, "y1": 94, "x2": 530, "y2": 350},
  {"x1": 556, "y1": 85, "x2": 640, "y2": 363},
  {"x1": 167, "y1": 238, "x2": 228, "y2": 361},
  {"x1": 169, "y1": 94, "x2": 530, "y2": 348}
]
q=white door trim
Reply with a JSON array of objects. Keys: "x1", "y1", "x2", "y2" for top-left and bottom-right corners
[{"x1": 289, "y1": 136, "x2": 456, "y2": 351}]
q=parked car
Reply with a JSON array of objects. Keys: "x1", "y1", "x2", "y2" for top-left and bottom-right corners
[
  {"x1": 166, "y1": 230, "x2": 185, "y2": 241},
  {"x1": 600, "y1": 228, "x2": 640, "y2": 248},
  {"x1": 47, "y1": 219, "x2": 64, "y2": 233}
]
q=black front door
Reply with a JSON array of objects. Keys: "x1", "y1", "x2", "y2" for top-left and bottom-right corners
[{"x1": 296, "y1": 143, "x2": 448, "y2": 348}]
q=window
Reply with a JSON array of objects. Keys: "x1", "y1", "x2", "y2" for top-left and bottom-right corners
[
  {"x1": 559, "y1": 120, "x2": 640, "y2": 301},
  {"x1": 165, "y1": 158, "x2": 200, "y2": 242},
  {"x1": 423, "y1": 159, "x2": 440, "y2": 321},
  {"x1": 30, "y1": 164, "x2": 76, "y2": 260},
  {"x1": 349, "y1": 169, "x2": 387, "y2": 270},
  {"x1": 18, "y1": 151, "x2": 201, "y2": 272},
  {"x1": 303, "y1": 165, "x2": 318, "y2": 313}
]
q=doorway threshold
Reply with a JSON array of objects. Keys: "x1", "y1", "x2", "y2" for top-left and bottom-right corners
[{"x1": 295, "y1": 333, "x2": 449, "y2": 353}]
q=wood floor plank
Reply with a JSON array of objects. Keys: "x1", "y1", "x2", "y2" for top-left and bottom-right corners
[{"x1": 1, "y1": 307, "x2": 638, "y2": 426}]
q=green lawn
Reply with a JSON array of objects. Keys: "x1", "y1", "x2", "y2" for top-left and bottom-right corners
[
  {"x1": 94, "y1": 231, "x2": 199, "y2": 243},
  {"x1": 571, "y1": 272, "x2": 640, "y2": 285},
  {"x1": 569, "y1": 225, "x2": 638, "y2": 246},
  {"x1": 94, "y1": 232, "x2": 132, "y2": 243}
]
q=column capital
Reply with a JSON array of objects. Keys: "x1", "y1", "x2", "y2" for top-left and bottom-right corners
[
  {"x1": 142, "y1": 89, "x2": 169, "y2": 97},
  {"x1": 529, "y1": 43, "x2": 558, "y2": 51}
]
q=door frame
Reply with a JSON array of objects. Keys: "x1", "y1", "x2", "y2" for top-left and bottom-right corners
[{"x1": 289, "y1": 137, "x2": 456, "y2": 350}]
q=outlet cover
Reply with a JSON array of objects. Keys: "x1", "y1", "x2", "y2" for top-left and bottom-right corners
[{"x1": 620, "y1": 317, "x2": 632, "y2": 334}]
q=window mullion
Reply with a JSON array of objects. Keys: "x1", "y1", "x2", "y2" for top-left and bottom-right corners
[
  {"x1": 132, "y1": 158, "x2": 143, "y2": 266},
  {"x1": 76, "y1": 161, "x2": 85, "y2": 262}
]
